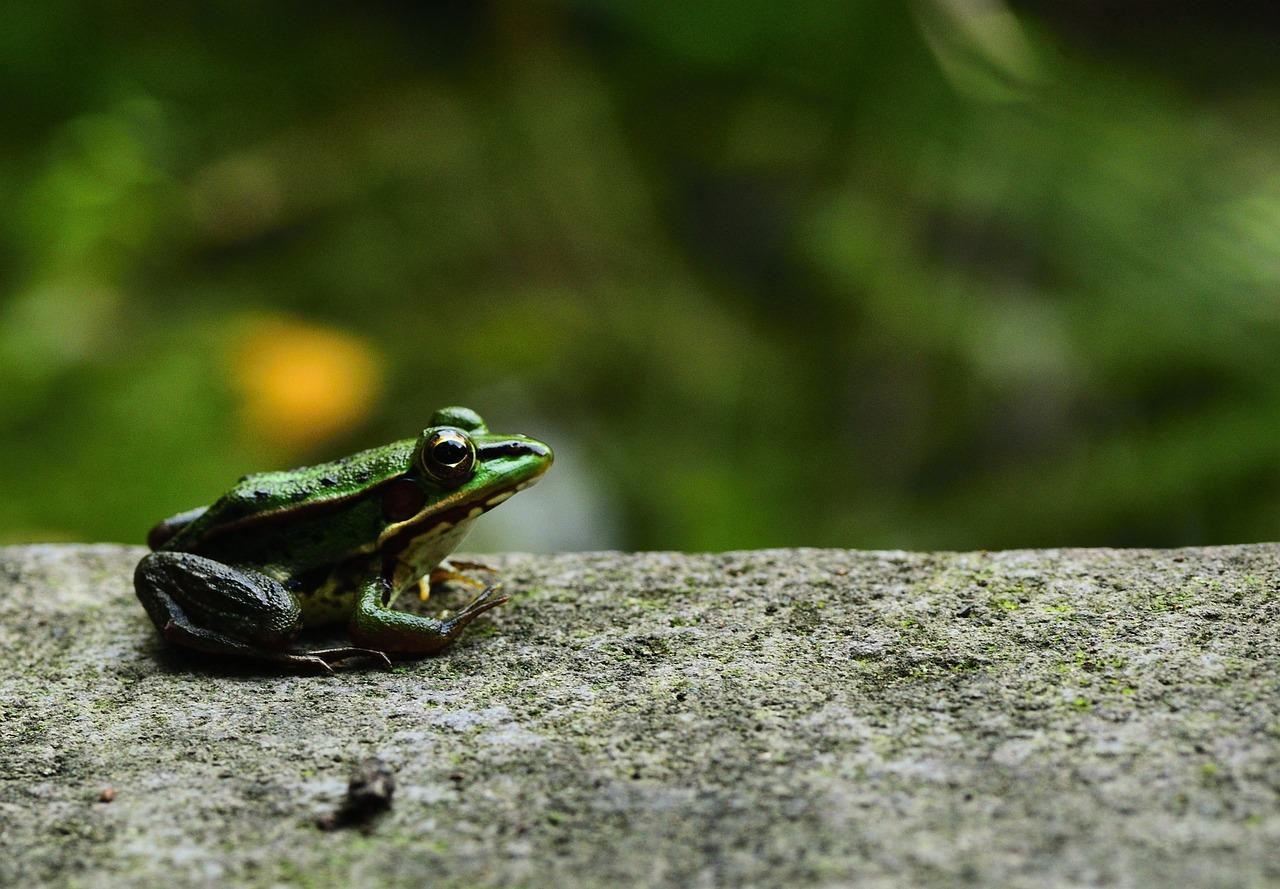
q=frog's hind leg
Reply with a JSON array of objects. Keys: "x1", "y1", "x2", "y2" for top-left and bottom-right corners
[{"x1": 134, "y1": 552, "x2": 390, "y2": 672}]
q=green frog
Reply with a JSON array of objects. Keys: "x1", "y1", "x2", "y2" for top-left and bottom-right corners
[{"x1": 135, "y1": 407, "x2": 552, "y2": 672}]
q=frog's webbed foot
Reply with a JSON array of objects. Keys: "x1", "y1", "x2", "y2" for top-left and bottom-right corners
[
  {"x1": 259, "y1": 646, "x2": 393, "y2": 673},
  {"x1": 299, "y1": 646, "x2": 393, "y2": 670},
  {"x1": 452, "y1": 584, "x2": 509, "y2": 622},
  {"x1": 420, "y1": 559, "x2": 499, "y2": 601},
  {"x1": 155, "y1": 616, "x2": 363, "y2": 674},
  {"x1": 352, "y1": 577, "x2": 509, "y2": 655},
  {"x1": 157, "y1": 607, "x2": 392, "y2": 674},
  {"x1": 137, "y1": 552, "x2": 391, "y2": 673}
]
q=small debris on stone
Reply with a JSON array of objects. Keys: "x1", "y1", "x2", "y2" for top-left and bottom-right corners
[{"x1": 316, "y1": 757, "x2": 395, "y2": 831}]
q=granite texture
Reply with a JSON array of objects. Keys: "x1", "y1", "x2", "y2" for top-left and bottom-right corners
[{"x1": 1, "y1": 543, "x2": 1278, "y2": 888}]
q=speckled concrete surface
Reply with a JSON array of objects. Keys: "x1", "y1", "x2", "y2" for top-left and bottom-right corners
[{"x1": 1, "y1": 543, "x2": 1278, "y2": 888}]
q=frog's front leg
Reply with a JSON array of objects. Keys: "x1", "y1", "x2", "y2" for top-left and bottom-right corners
[
  {"x1": 350, "y1": 574, "x2": 508, "y2": 655},
  {"x1": 135, "y1": 552, "x2": 391, "y2": 672}
]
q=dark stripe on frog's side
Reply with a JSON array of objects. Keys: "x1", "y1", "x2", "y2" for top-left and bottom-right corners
[
  {"x1": 196, "y1": 443, "x2": 538, "y2": 554},
  {"x1": 177, "y1": 475, "x2": 407, "y2": 548},
  {"x1": 185, "y1": 496, "x2": 393, "y2": 589}
]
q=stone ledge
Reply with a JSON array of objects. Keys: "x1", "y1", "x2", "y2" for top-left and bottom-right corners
[{"x1": 1, "y1": 543, "x2": 1277, "y2": 888}]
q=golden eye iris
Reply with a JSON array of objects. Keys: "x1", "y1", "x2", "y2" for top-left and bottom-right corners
[{"x1": 419, "y1": 428, "x2": 476, "y2": 485}]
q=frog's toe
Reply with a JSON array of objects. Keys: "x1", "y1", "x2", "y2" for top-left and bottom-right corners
[
  {"x1": 427, "y1": 567, "x2": 488, "y2": 592},
  {"x1": 262, "y1": 647, "x2": 393, "y2": 673},
  {"x1": 275, "y1": 653, "x2": 337, "y2": 674},
  {"x1": 456, "y1": 584, "x2": 509, "y2": 621},
  {"x1": 308, "y1": 646, "x2": 394, "y2": 669},
  {"x1": 445, "y1": 558, "x2": 499, "y2": 575}
]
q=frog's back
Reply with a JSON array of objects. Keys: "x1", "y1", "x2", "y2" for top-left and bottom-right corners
[{"x1": 165, "y1": 439, "x2": 417, "y2": 549}]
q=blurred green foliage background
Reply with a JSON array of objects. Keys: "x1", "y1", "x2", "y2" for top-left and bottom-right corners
[{"x1": 2, "y1": 2, "x2": 1278, "y2": 552}]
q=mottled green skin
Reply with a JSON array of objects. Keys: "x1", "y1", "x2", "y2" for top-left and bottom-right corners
[
  {"x1": 139, "y1": 407, "x2": 552, "y2": 661},
  {"x1": 161, "y1": 439, "x2": 419, "y2": 581}
]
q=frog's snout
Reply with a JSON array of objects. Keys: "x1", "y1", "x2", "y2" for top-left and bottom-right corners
[{"x1": 527, "y1": 440, "x2": 553, "y2": 464}]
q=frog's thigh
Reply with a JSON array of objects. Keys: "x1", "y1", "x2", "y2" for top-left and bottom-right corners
[{"x1": 134, "y1": 551, "x2": 302, "y2": 649}]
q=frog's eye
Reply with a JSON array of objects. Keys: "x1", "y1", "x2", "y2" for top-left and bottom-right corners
[{"x1": 419, "y1": 428, "x2": 476, "y2": 485}]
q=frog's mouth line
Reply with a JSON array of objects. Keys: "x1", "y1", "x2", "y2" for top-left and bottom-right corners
[
  {"x1": 375, "y1": 476, "x2": 544, "y2": 580},
  {"x1": 376, "y1": 443, "x2": 551, "y2": 560}
]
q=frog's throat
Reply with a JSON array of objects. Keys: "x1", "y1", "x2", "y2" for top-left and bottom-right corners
[{"x1": 388, "y1": 519, "x2": 475, "y2": 594}]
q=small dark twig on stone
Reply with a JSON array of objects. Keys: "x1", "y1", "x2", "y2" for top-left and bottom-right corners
[{"x1": 316, "y1": 758, "x2": 395, "y2": 831}]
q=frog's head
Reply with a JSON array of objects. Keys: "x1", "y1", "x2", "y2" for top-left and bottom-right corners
[{"x1": 375, "y1": 407, "x2": 553, "y2": 569}]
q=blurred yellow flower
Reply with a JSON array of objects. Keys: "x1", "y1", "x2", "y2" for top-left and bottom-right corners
[{"x1": 230, "y1": 316, "x2": 383, "y2": 452}]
